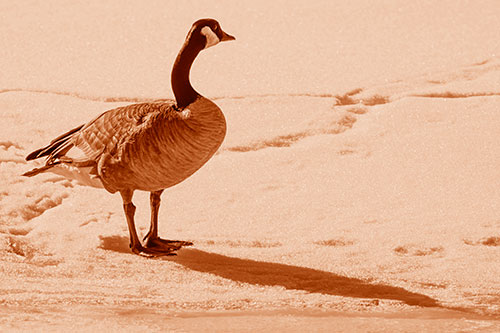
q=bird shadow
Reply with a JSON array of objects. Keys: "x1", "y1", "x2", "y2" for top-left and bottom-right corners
[
  {"x1": 99, "y1": 235, "x2": 132, "y2": 254},
  {"x1": 169, "y1": 249, "x2": 439, "y2": 308},
  {"x1": 99, "y1": 236, "x2": 439, "y2": 307}
]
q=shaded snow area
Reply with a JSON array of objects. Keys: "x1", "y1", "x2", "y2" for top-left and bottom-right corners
[{"x1": 2, "y1": 0, "x2": 500, "y2": 331}]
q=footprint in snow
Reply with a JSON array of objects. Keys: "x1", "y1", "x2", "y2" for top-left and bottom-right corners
[
  {"x1": 464, "y1": 236, "x2": 500, "y2": 247},
  {"x1": 393, "y1": 244, "x2": 444, "y2": 257}
]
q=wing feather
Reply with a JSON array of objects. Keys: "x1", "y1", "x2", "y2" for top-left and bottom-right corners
[
  {"x1": 24, "y1": 100, "x2": 181, "y2": 188},
  {"x1": 25, "y1": 124, "x2": 84, "y2": 160},
  {"x1": 25, "y1": 100, "x2": 175, "y2": 165},
  {"x1": 72, "y1": 101, "x2": 175, "y2": 162}
]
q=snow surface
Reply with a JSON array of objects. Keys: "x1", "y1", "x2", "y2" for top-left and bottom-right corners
[{"x1": 1, "y1": 0, "x2": 500, "y2": 331}]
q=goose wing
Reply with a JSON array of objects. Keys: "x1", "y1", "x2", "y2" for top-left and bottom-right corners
[{"x1": 26, "y1": 101, "x2": 175, "y2": 165}]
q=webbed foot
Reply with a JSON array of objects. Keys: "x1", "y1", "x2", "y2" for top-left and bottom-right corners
[
  {"x1": 142, "y1": 236, "x2": 193, "y2": 255},
  {"x1": 130, "y1": 243, "x2": 178, "y2": 257}
]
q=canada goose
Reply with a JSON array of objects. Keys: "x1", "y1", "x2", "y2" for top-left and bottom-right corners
[{"x1": 23, "y1": 18, "x2": 235, "y2": 256}]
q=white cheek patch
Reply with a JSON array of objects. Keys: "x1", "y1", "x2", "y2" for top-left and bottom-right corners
[{"x1": 201, "y1": 26, "x2": 220, "y2": 49}]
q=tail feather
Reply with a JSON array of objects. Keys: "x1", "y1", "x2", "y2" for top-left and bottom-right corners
[
  {"x1": 48, "y1": 124, "x2": 84, "y2": 145},
  {"x1": 25, "y1": 124, "x2": 84, "y2": 161},
  {"x1": 22, "y1": 164, "x2": 57, "y2": 177},
  {"x1": 26, "y1": 147, "x2": 47, "y2": 161}
]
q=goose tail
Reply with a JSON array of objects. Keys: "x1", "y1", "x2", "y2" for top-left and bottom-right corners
[
  {"x1": 25, "y1": 147, "x2": 46, "y2": 161},
  {"x1": 22, "y1": 164, "x2": 57, "y2": 177},
  {"x1": 25, "y1": 124, "x2": 84, "y2": 161}
]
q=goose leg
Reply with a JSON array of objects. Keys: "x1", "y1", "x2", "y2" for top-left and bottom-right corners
[
  {"x1": 119, "y1": 189, "x2": 172, "y2": 257},
  {"x1": 143, "y1": 190, "x2": 193, "y2": 252},
  {"x1": 143, "y1": 189, "x2": 163, "y2": 242}
]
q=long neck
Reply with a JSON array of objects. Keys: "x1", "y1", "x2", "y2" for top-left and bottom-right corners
[{"x1": 171, "y1": 40, "x2": 203, "y2": 108}]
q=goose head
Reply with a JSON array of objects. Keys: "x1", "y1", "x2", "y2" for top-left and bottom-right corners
[
  {"x1": 172, "y1": 19, "x2": 234, "y2": 108},
  {"x1": 185, "y1": 18, "x2": 235, "y2": 50}
]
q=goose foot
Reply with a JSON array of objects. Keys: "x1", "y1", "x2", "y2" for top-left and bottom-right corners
[
  {"x1": 130, "y1": 243, "x2": 178, "y2": 257},
  {"x1": 142, "y1": 236, "x2": 193, "y2": 255}
]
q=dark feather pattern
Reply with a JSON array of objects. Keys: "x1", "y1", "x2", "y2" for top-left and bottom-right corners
[
  {"x1": 23, "y1": 97, "x2": 226, "y2": 193},
  {"x1": 25, "y1": 124, "x2": 84, "y2": 161}
]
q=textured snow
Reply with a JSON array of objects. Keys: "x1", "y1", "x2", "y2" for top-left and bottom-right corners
[{"x1": 1, "y1": 0, "x2": 500, "y2": 331}]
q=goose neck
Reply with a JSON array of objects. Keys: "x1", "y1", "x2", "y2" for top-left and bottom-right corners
[{"x1": 171, "y1": 41, "x2": 203, "y2": 109}]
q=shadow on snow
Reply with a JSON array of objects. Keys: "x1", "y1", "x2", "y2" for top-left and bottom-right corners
[
  {"x1": 170, "y1": 249, "x2": 439, "y2": 308},
  {"x1": 99, "y1": 235, "x2": 439, "y2": 307}
]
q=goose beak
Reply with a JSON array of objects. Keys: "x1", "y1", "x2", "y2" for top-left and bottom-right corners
[{"x1": 221, "y1": 31, "x2": 235, "y2": 42}]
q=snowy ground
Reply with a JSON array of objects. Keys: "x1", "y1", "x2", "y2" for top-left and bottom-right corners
[{"x1": 1, "y1": 0, "x2": 500, "y2": 331}]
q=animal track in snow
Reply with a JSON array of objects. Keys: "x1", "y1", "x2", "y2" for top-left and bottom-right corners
[
  {"x1": 331, "y1": 57, "x2": 500, "y2": 110},
  {"x1": 0, "y1": 141, "x2": 25, "y2": 164},
  {"x1": 226, "y1": 132, "x2": 309, "y2": 152},
  {"x1": 80, "y1": 211, "x2": 113, "y2": 227},
  {"x1": 17, "y1": 192, "x2": 69, "y2": 222},
  {"x1": 0, "y1": 141, "x2": 23, "y2": 150},
  {"x1": 464, "y1": 236, "x2": 500, "y2": 247},
  {"x1": 4, "y1": 59, "x2": 499, "y2": 159},
  {"x1": 0, "y1": 153, "x2": 73, "y2": 230},
  {"x1": 346, "y1": 106, "x2": 368, "y2": 115},
  {"x1": 5, "y1": 235, "x2": 36, "y2": 258},
  {"x1": 6, "y1": 226, "x2": 31, "y2": 236},
  {"x1": 0, "y1": 141, "x2": 70, "y2": 227},
  {"x1": 425, "y1": 58, "x2": 500, "y2": 83},
  {"x1": 415, "y1": 281, "x2": 447, "y2": 290},
  {"x1": 412, "y1": 92, "x2": 500, "y2": 99},
  {"x1": 393, "y1": 244, "x2": 444, "y2": 257},
  {"x1": 225, "y1": 113, "x2": 358, "y2": 153},
  {"x1": 201, "y1": 239, "x2": 283, "y2": 248},
  {"x1": 314, "y1": 239, "x2": 354, "y2": 247},
  {"x1": 0, "y1": 185, "x2": 70, "y2": 227},
  {"x1": 334, "y1": 89, "x2": 390, "y2": 107}
]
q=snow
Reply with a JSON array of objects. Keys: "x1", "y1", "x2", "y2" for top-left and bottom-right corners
[{"x1": 1, "y1": 0, "x2": 500, "y2": 331}]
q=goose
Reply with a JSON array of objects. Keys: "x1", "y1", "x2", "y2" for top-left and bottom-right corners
[{"x1": 23, "y1": 18, "x2": 235, "y2": 256}]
